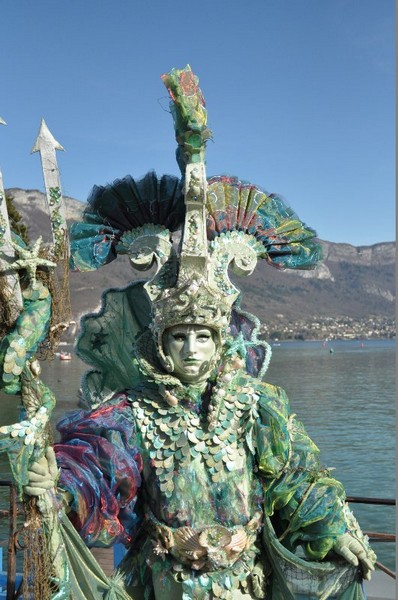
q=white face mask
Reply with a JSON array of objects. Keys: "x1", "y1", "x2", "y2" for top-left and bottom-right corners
[{"x1": 163, "y1": 325, "x2": 217, "y2": 384}]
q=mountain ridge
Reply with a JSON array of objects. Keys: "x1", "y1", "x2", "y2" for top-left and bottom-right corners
[{"x1": 5, "y1": 188, "x2": 395, "y2": 334}]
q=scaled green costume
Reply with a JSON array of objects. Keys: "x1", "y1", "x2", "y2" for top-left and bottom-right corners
[{"x1": 55, "y1": 328, "x2": 365, "y2": 600}]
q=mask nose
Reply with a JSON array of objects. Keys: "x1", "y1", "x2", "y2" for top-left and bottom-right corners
[{"x1": 185, "y1": 333, "x2": 197, "y2": 355}]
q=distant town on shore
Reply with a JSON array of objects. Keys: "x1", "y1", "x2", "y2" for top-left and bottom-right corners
[{"x1": 262, "y1": 315, "x2": 395, "y2": 341}]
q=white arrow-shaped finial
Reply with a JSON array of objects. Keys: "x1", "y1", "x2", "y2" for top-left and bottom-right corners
[
  {"x1": 31, "y1": 118, "x2": 64, "y2": 154},
  {"x1": 32, "y1": 118, "x2": 67, "y2": 257},
  {"x1": 0, "y1": 137, "x2": 24, "y2": 322}
]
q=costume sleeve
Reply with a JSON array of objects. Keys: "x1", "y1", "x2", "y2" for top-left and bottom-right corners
[
  {"x1": 255, "y1": 384, "x2": 346, "y2": 559},
  {"x1": 54, "y1": 394, "x2": 143, "y2": 548}
]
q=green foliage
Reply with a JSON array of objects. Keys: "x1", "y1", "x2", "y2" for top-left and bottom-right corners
[{"x1": 5, "y1": 193, "x2": 29, "y2": 244}]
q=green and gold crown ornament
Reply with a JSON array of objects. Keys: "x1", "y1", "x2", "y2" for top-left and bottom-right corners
[{"x1": 69, "y1": 65, "x2": 321, "y2": 393}]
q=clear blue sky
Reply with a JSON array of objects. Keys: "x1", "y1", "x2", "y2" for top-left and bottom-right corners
[{"x1": 1, "y1": 0, "x2": 395, "y2": 245}]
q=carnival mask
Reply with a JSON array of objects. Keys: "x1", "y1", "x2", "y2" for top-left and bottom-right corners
[{"x1": 163, "y1": 325, "x2": 217, "y2": 384}]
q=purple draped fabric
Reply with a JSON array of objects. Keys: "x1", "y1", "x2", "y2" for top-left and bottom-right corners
[{"x1": 55, "y1": 395, "x2": 143, "y2": 547}]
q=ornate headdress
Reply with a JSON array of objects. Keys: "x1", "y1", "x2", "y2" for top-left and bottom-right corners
[{"x1": 70, "y1": 66, "x2": 321, "y2": 388}]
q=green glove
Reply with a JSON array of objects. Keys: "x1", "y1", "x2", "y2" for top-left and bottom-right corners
[
  {"x1": 333, "y1": 533, "x2": 376, "y2": 581},
  {"x1": 24, "y1": 446, "x2": 59, "y2": 499}
]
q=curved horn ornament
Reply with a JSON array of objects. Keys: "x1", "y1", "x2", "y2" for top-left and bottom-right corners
[
  {"x1": 117, "y1": 225, "x2": 177, "y2": 302},
  {"x1": 209, "y1": 231, "x2": 265, "y2": 304}
]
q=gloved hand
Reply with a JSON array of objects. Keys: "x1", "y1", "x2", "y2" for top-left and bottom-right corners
[
  {"x1": 24, "y1": 446, "x2": 59, "y2": 497},
  {"x1": 333, "y1": 533, "x2": 376, "y2": 581},
  {"x1": 23, "y1": 446, "x2": 70, "y2": 589}
]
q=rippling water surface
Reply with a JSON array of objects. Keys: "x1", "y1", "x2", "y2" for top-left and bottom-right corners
[
  {"x1": 0, "y1": 339, "x2": 395, "y2": 571},
  {"x1": 266, "y1": 339, "x2": 395, "y2": 570}
]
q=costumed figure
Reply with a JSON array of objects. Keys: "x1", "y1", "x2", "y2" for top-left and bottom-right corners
[{"x1": 0, "y1": 66, "x2": 376, "y2": 599}]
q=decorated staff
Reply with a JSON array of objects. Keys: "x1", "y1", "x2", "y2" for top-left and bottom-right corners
[{"x1": 0, "y1": 120, "x2": 69, "y2": 598}]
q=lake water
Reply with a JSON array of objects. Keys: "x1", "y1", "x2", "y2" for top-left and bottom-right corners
[
  {"x1": 266, "y1": 338, "x2": 396, "y2": 572},
  {"x1": 0, "y1": 338, "x2": 395, "y2": 571}
]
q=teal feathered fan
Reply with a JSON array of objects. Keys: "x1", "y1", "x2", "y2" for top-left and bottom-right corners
[{"x1": 206, "y1": 175, "x2": 322, "y2": 270}]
